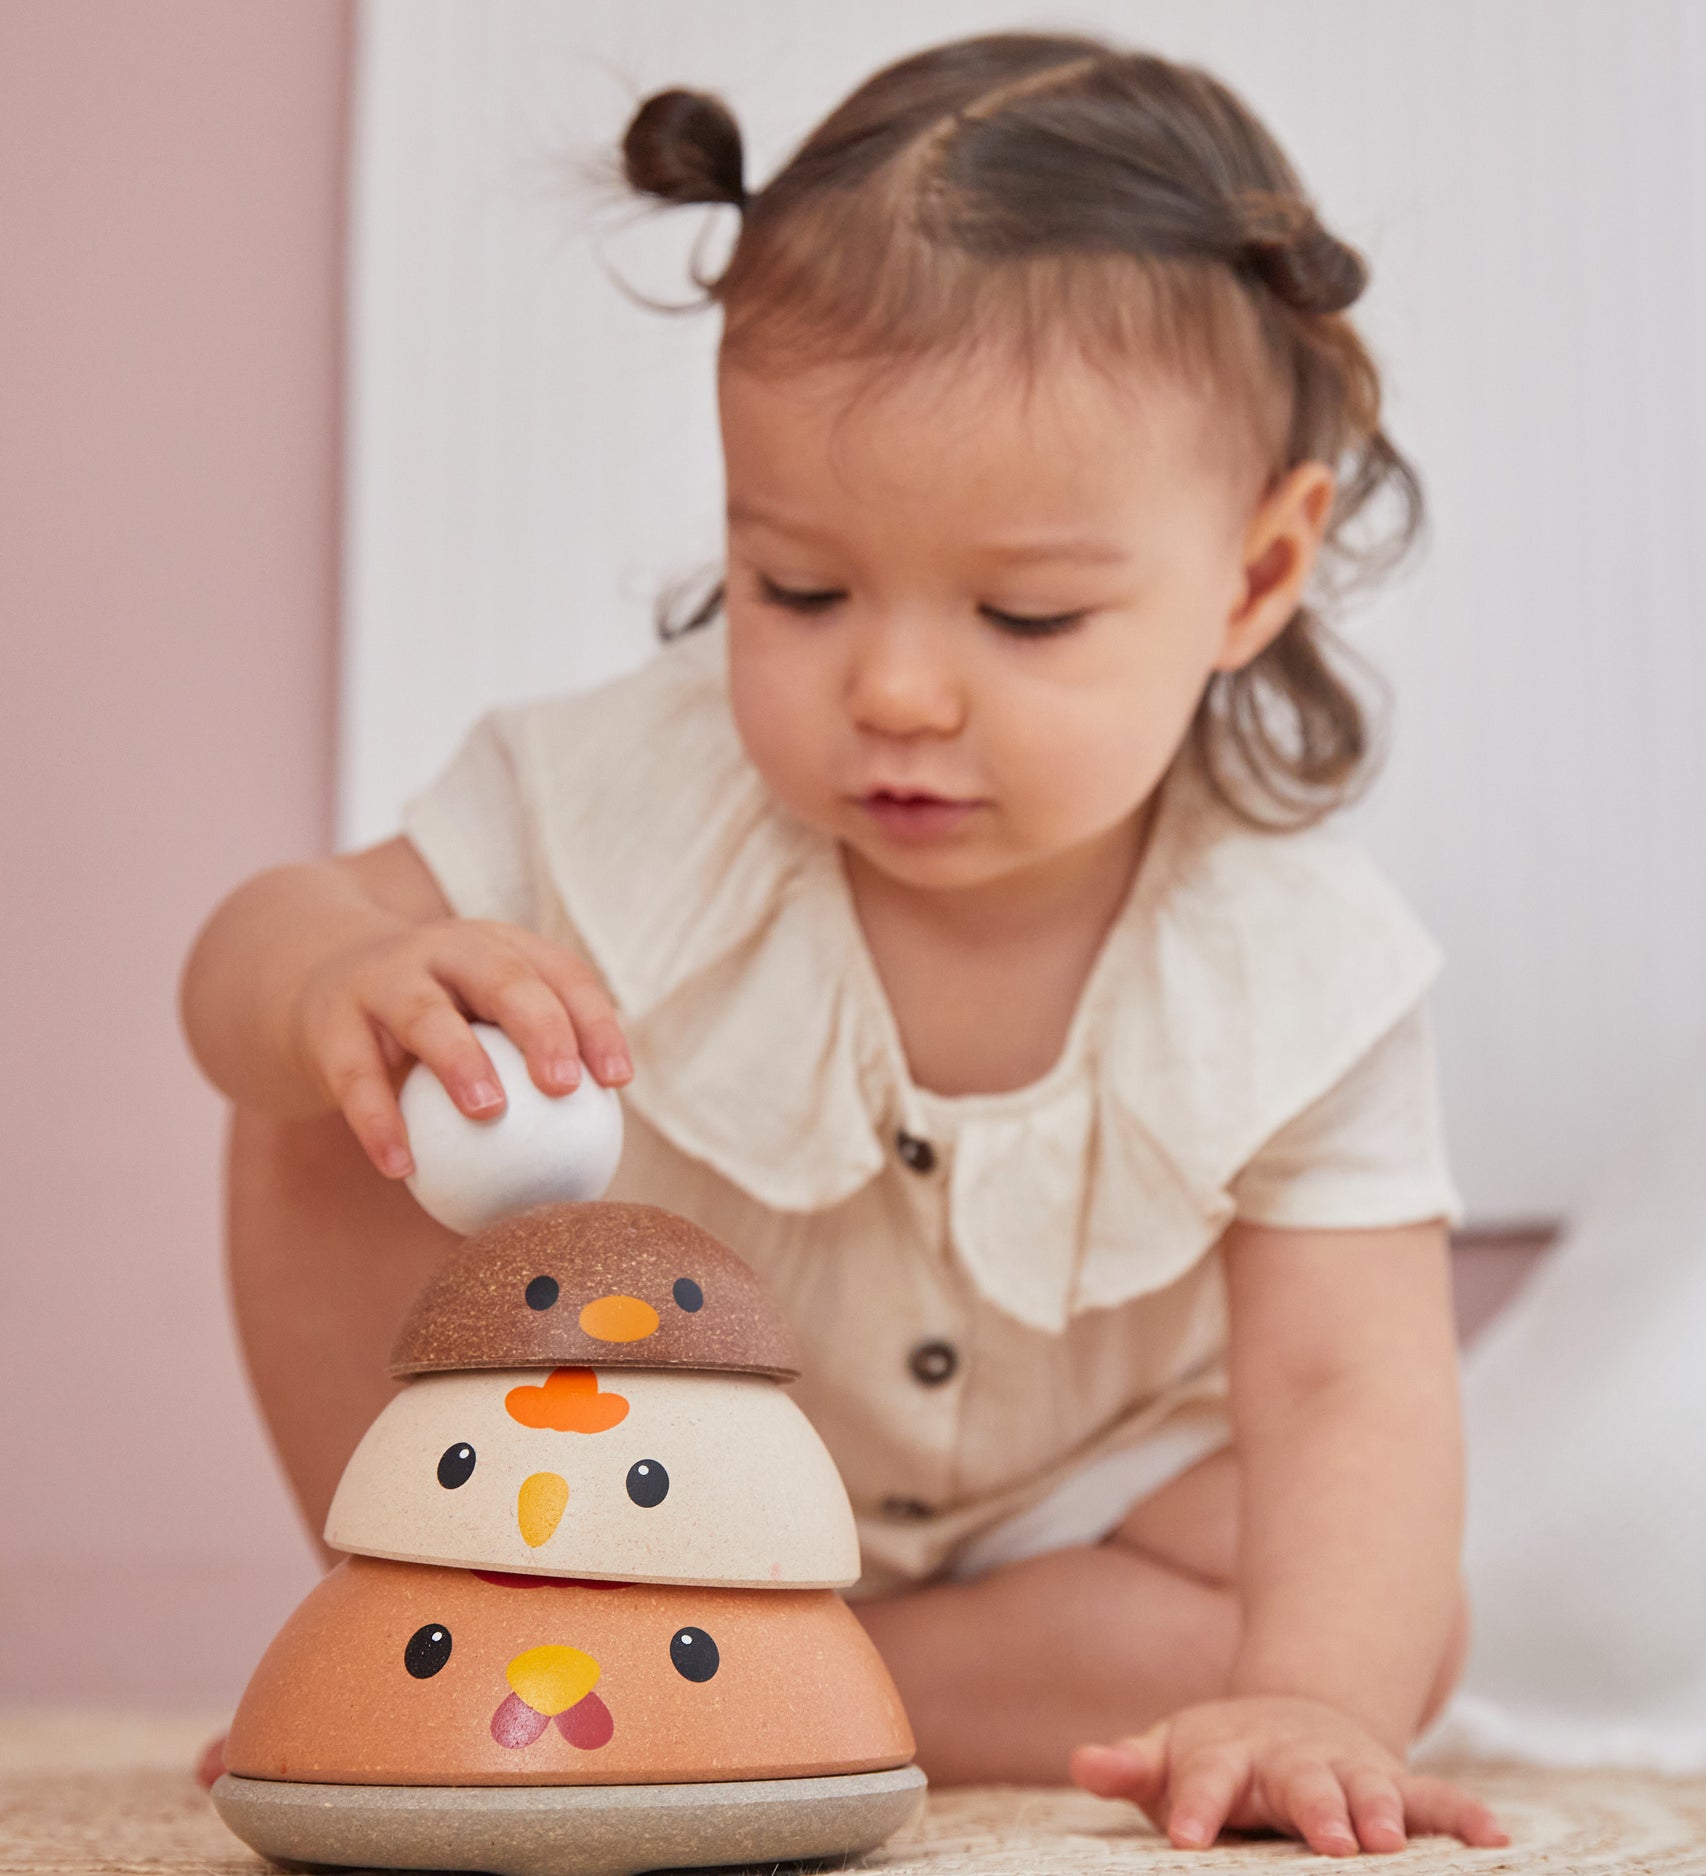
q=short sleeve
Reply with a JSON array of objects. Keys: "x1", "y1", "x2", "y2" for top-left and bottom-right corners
[
  {"x1": 1228, "y1": 1001, "x2": 1464, "y2": 1230},
  {"x1": 399, "y1": 711, "x2": 541, "y2": 929}
]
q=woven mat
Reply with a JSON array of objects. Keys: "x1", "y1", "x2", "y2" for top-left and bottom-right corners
[{"x1": 4, "y1": 1716, "x2": 1705, "y2": 1875}]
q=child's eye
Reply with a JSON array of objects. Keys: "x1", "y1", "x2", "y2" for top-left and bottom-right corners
[
  {"x1": 981, "y1": 605, "x2": 1089, "y2": 638},
  {"x1": 757, "y1": 574, "x2": 845, "y2": 614}
]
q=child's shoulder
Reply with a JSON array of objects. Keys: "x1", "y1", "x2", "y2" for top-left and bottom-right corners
[
  {"x1": 1098, "y1": 764, "x2": 1443, "y2": 1177},
  {"x1": 489, "y1": 624, "x2": 739, "y2": 787},
  {"x1": 1158, "y1": 770, "x2": 1435, "y2": 970}
]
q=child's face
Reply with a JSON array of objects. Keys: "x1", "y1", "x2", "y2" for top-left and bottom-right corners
[{"x1": 718, "y1": 343, "x2": 1329, "y2": 896}]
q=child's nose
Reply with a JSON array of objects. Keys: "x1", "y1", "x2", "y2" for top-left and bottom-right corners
[{"x1": 846, "y1": 619, "x2": 964, "y2": 738}]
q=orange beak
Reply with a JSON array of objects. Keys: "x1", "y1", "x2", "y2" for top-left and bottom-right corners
[{"x1": 577, "y1": 1294, "x2": 660, "y2": 1343}]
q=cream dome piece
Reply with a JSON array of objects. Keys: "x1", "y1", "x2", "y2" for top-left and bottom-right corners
[{"x1": 325, "y1": 1367, "x2": 860, "y2": 1589}]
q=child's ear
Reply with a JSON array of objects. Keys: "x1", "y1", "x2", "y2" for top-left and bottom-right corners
[{"x1": 1214, "y1": 461, "x2": 1337, "y2": 671}]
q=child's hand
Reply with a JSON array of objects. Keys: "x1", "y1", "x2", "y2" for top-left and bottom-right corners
[
  {"x1": 292, "y1": 919, "x2": 631, "y2": 1179},
  {"x1": 1070, "y1": 1695, "x2": 1508, "y2": 1856}
]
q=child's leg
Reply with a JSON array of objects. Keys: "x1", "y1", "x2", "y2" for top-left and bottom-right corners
[
  {"x1": 855, "y1": 1538, "x2": 1237, "y2": 1785},
  {"x1": 855, "y1": 1446, "x2": 1468, "y2": 1786},
  {"x1": 226, "y1": 1107, "x2": 459, "y2": 1559}
]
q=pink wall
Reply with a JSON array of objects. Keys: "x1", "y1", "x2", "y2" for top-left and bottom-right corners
[{"x1": 0, "y1": 1, "x2": 350, "y2": 1706}]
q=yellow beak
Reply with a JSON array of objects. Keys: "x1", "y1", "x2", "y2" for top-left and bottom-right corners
[
  {"x1": 506, "y1": 1644, "x2": 600, "y2": 1716},
  {"x1": 517, "y1": 1471, "x2": 569, "y2": 1548}
]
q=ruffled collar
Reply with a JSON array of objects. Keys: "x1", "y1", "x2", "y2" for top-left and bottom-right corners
[{"x1": 518, "y1": 631, "x2": 1441, "y2": 1332}]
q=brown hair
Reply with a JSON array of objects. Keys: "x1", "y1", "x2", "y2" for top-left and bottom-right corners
[{"x1": 619, "y1": 32, "x2": 1422, "y2": 830}]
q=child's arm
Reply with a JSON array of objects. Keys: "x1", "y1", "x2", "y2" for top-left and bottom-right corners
[
  {"x1": 1227, "y1": 1217, "x2": 1464, "y2": 1747},
  {"x1": 180, "y1": 836, "x2": 630, "y2": 1177},
  {"x1": 1075, "y1": 1218, "x2": 1508, "y2": 1855}
]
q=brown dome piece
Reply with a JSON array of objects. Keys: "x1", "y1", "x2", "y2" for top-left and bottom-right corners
[{"x1": 390, "y1": 1202, "x2": 799, "y2": 1381}]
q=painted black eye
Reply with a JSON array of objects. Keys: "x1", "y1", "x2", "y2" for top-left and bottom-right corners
[
  {"x1": 436, "y1": 1443, "x2": 476, "y2": 1489},
  {"x1": 404, "y1": 1623, "x2": 452, "y2": 1679},
  {"x1": 669, "y1": 1627, "x2": 719, "y2": 1682},
  {"x1": 626, "y1": 1459, "x2": 669, "y2": 1508},
  {"x1": 672, "y1": 1277, "x2": 704, "y2": 1312},
  {"x1": 525, "y1": 1274, "x2": 559, "y2": 1311}
]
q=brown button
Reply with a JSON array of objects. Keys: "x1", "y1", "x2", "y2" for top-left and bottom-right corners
[
  {"x1": 908, "y1": 1339, "x2": 958, "y2": 1387},
  {"x1": 895, "y1": 1131, "x2": 936, "y2": 1174},
  {"x1": 879, "y1": 1495, "x2": 935, "y2": 1522}
]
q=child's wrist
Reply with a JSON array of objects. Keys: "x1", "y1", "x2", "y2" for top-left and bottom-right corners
[{"x1": 1226, "y1": 1660, "x2": 1409, "y2": 1756}]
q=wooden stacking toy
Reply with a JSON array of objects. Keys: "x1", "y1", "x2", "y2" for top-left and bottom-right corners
[{"x1": 212, "y1": 1026, "x2": 923, "y2": 1876}]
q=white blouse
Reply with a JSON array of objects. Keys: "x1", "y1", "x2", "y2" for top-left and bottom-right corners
[{"x1": 402, "y1": 625, "x2": 1462, "y2": 1592}]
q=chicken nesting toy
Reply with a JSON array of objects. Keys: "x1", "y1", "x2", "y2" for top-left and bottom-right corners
[{"x1": 212, "y1": 1026, "x2": 923, "y2": 1876}]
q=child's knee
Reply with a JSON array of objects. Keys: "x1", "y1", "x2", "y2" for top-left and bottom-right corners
[{"x1": 1104, "y1": 1444, "x2": 1240, "y2": 1589}]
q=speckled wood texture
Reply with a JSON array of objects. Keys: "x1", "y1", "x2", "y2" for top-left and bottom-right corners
[{"x1": 390, "y1": 1201, "x2": 800, "y2": 1380}]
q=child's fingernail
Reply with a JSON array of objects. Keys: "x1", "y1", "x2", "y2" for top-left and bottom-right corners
[
  {"x1": 549, "y1": 1055, "x2": 581, "y2": 1088},
  {"x1": 381, "y1": 1146, "x2": 412, "y2": 1178},
  {"x1": 467, "y1": 1079, "x2": 502, "y2": 1110}
]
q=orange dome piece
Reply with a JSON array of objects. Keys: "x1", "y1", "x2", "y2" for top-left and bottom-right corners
[
  {"x1": 223, "y1": 1556, "x2": 914, "y2": 1787},
  {"x1": 389, "y1": 1202, "x2": 799, "y2": 1381}
]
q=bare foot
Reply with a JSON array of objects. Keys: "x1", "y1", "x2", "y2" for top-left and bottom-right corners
[{"x1": 195, "y1": 1731, "x2": 227, "y2": 1791}]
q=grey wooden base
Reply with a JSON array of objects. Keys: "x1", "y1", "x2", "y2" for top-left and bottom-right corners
[{"x1": 211, "y1": 1765, "x2": 926, "y2": 1876}]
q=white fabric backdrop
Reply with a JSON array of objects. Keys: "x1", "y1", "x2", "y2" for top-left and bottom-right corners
[
  {"x1": 344, "y1": 0, "x2": 1706, "y2": 1770},
  {"x1": 1427, "y1": 1076, "x2": 1706, "y2": 1770}
]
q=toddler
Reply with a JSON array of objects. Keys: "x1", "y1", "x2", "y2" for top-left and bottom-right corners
[{"x1": 183, "y1": 31, "x2": 1508, "y2": 1856}]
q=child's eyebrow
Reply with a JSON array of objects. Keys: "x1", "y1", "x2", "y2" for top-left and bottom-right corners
[
  {"x1": 727, "y1": 499, "x2": 1132, "y2": 567},
  {"x1": 725, "y1": 498, "x2": 827, "y2": 538},
  {"x1": 982, "y1": 537, "x2": 1134, "y2": 567}
]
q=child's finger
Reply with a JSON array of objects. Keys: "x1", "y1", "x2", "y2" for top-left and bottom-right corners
[
  {"x1": 1342, "y1": 1766, "x2": 1408, "y2": 1853},
  {"x1": 1400, "y1": 1774, "x2": 1510, "y2": 1847},
  {"x1": 372, "y1": 985, "x2": 504, "y2": 1116},
  {"x1": 1066, "y1": 1743, "x2": 1127, "y2": 1798},
  {"x1": 1276, "y1": 1760, "x2": 1358, "y2": 1857},
  {"x1": 517, "y1": 934, "x2": 632, "y2": 1085},
  {"x1": 320, "y1": 1021, "x2": 414, "y2": 1178},
  {"x1": 1165, "y1": 1744, "x2": 1247, "y2": 1849},
  {"x1": 437, "y1": 945, "x2": 585, "y2": 1094},
  {"x1": 1068, "y1": 1729, "x2": 1166, "y2": 1807}
]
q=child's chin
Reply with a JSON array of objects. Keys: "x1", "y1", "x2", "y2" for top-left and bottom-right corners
[{"x1": 844, "y1": 830, "x2": 1007, "y2": 893}]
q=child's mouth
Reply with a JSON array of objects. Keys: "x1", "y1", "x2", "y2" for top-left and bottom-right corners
[{"x1": 857, "y1": 790, "x2": 982, "y2": 840}]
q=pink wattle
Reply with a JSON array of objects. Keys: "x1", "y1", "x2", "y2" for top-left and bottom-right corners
[
  {"x1": 558, "y1": 1689, "x2": 614, "y2": 1749},
  {"x1": 490, "y1": 1691, "x2": 550, "y2": 1749}
]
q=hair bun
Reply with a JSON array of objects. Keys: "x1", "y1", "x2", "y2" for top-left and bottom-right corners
[
  {"x1": 1240, "y1": 215, "x2": 1367, "y2": 315},
  {"x1": 622, "y1": 88, "x2": 747, "y2": 210}
]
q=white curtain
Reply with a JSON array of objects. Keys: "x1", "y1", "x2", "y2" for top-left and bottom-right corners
[{"x1": 1428, "y1": 1077, "x2": 1706, "y2": 1769}]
